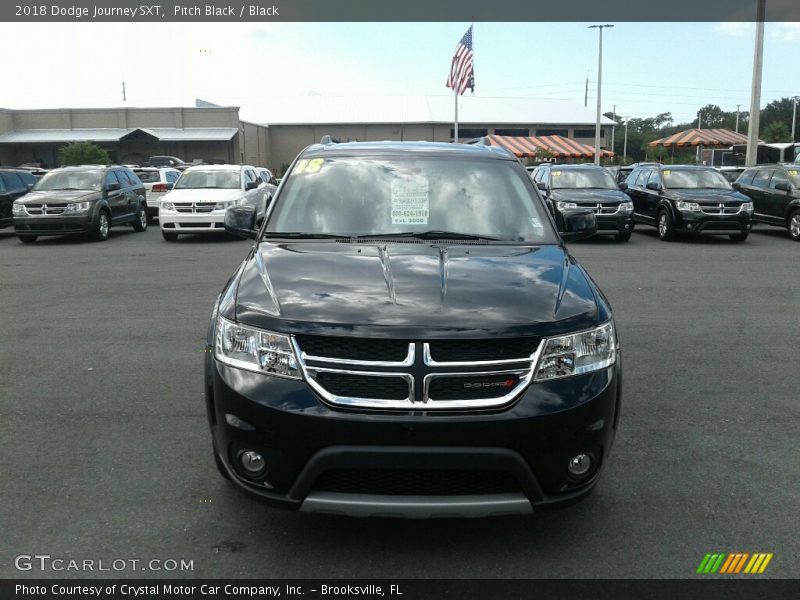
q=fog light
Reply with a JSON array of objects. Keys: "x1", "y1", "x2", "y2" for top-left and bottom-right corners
[
  {"x1": 568, "y1": 454, "x2": 592, "y2": 478},
  {"x1": 687, "y1": 223, "x2": 694, "y2": 230},
  {"x1": 238, "y1": 450, "x2": 266, "y2": 477}
]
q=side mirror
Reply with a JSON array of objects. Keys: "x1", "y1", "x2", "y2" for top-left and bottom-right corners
[
  {"x1": 107, "y1": 182, "x2": 121, "y2": 192},
  {"x1": 245, "y1": 181, "x2": 259, "y2": 191},
  {"x1": 775, "y1": 182, "x2": 793, "y2": 192},
  {"x1": 645, "y1": 181, "x2": 661, "y2": 192},
  {"x1": 536, "y1": 181, "x2": 548, "y2": 192},
  {"x1": 560, "y1": 209, "x2": 597, "y2": 242},
  {"x1": 26, "y1": 183, "x2": 35, "y2": 191},
  {"x1": 224, "y1": 205, "x2": 258, "y2": 239},
  {"x1": 618, "y1": 182, "x2": 628, "y2": 191},
  {"x1": 731, "y1": 182, "x2": 742, "y2": 190}
]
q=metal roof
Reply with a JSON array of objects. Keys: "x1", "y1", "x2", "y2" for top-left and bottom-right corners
[
  {"x1": 485, "y1": 135, "x2": 615, "y2": 159},
  {"x1": 0, "y1": 127, "x2": 238, "y2": 144},
  {"x1": 648, "y1": 128, "x2": 752, "y2": 148},
  {"x1": 245, "y1": 95, "x2": 616, "y2": 127}
]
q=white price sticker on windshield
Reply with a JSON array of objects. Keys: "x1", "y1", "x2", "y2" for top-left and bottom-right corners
[{"x1": 391, "y1": 179, "x2": 429, "y2": 225}]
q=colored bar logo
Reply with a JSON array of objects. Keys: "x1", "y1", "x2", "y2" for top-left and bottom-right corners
[{"x1": 697, "y1": 553, "x2": 773, "y2": 574}]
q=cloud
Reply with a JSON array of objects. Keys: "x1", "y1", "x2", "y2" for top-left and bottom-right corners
[
  {"x1": 771, "y1": 22, "x2": 800, "y2": 42},
  {"x1": 713, "y1": 22, "x2": 753, "y2": 37}
]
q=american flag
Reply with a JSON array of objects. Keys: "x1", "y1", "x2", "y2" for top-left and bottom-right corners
[{"x1": 446, "y1": 26, "x2": 474, "y2": 95}]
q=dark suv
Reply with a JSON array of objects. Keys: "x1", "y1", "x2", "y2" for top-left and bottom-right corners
[
  {"x1": 733, "y1": 164, "x2": 800, "y2": 241},
  {"x1": 624, "y1": 165, "x2": 753, "y2": 241},
  {"x1": 12, "y1": 165, "x2": 148, "y2": 243},
  {"x1": 531, "y1": 164, "x2": 634, "y2": 241},
  {"x1": 204, "y1": 141, "x2": 621, "y2": 518},
  {"x1": 0, "y1": 168, "x2": 36, "y2": 228}
]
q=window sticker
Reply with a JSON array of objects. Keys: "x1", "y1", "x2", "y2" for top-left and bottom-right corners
[
  {"x1": 528, "y1": 216, "x2": 544, "y2": 230},
  {"x1": 789, "y1": 170, "x2": 798, "y2": 176},
  {"x1": 293, "y1": 158, "x2": 324, "y2": 175},
  {"x1": 391, "y1": 178, "x2": 429, "y2": 225},
  {"x1": 663, "y1": 170, "x2": 671, "y2": 176},
  {"x1": 553, "y1": 171, "x2": 562, "y2": 177}
]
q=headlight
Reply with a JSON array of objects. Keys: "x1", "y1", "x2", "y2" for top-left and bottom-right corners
[
  {"x1": 534, "y1": 321, "x2": 617, "y2": 382},
  {"x1": 236, "y1": 197, "x2": 250, "y2": 206},
  {"x1": 618, "y1": 201, "x2": 633, "y2": 214},
  {"x1": 161, "y1": 201, "x2": 175, "y2": 211},
  {"x1": 12, "y1": 202, "x2": 27, "y2": 216},
  {"x1": 676, "y1": 201, "x2": 701, "y2": 212},
  {"x1": 62, "y1": 201, "x2": 91, "y2": 215},
  {"x1": 556, "y1": 201, "x2": 578, "y2": 210},
  {"x1": 215, "y1": 316, "x2": 301, "y2": 379},
  {"x1": 214, "y1": 200, "x2": 235, "y2": 210},
  {"x1": 740, "y1": 201, "x2": 754, "y2": 214}
]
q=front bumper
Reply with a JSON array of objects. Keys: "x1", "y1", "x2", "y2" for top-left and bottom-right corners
[
  {"x1": 13, "y1": 214, "x2": 93, "y2": 236},
  {"x1": 596, "y1": 214, "x2": 634, "y2": 234},
  {"x1": 159, "y1": 210, "x2": 226, "y2": 233},
  {"x1": 674, "y1": 211, "x2": 752, "y2": 235},
  {"x1": 206, "y1": 354, "x2": 622, "y2": 517}
]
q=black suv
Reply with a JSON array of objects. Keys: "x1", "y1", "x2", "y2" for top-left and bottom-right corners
[
  {"x1": 624, "y1": 165, "x2": 753, "y2": 241},
  {"x1": 12, "y1": 165, "x2": 148, "y2": 243},
  {"x1": 204, "y1": 141, "x2": 621, "y2": 518},
  {"x1": 0, "y1": 168, "x2": 36, "y2": 228},
  {"x1": 531, "y1": 164, "x2": 634, "y2": 241},
  {"x1": 733, "y1": 164, "x2": 800, "y2": 241}
]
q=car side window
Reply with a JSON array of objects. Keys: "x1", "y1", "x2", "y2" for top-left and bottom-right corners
[
  {"x1": 751, "y1": 169, "x2": 773, "y2": 189},
  {"x1": 1, "y1": 173, "x2": 24, "y2": 191},
  {"x1": 124, "y1": 168, "x2": 142, "y2": 186},
  {"x1": 626, "y1": 170, "x2": 641, "y2": 187},
  {"x1": 166, "y1": 171, "x2": 179, "y2": 184},
  {"x1": 243, "y1": 169, "x2": 257, "y2": 187},
  {"x1": 19, "y1": 172, "x2": 35, "y2": 186},
  {"x1": 647, "y1": 170, "x2": 662, "y2": 188},
  {"x1": 105, "y1": 170, "x2": 121, "y2": 189},
  {"x1": 769, "y1": 169, "x2": 789, "y2": 190}
]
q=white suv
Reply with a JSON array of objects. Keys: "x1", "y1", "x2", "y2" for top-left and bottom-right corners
[{"x1": 159, "y1": 164, "x2": 267, "y2": 241}]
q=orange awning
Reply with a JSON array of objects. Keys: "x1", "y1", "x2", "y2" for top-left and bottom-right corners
[
  {"x1": 485, "y1": 135, "x2": 614, "y2": 159},
  {"x1": 648, "y1": 128, "x2": 752, "y2": 148}
]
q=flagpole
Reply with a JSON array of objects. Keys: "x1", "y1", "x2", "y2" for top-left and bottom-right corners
[{"x1": 454, "y1": 90, "x2": 459, "y2": 143}]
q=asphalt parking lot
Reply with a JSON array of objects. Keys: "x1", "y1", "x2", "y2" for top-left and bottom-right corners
[{"x1": 1, "y1": 223, "x2": 798, "y2": 579}]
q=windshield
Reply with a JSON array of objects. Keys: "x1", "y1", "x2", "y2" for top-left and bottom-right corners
[
  {"x1": 550, "y1": 168, "x2": 618, "y2": 189},
  {"x1": 35, "y1": 170, "x2": 103, "y2": 191},
  {"x1": 175, "y1": 169, "x2": 240, "y2": 190},
  {"x1": 266, "y1": 156, "x2": 557, "y2": 243},
  {"x1": 663, "y1": 169, "x2": 731, "y2": 189}
]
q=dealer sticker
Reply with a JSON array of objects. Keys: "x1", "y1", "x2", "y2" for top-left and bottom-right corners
[{"x1": 391, "y1": 178, "x2": 429, "y2": 225}]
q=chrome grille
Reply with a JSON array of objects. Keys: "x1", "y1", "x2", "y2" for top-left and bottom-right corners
[
  {"x1": 295, "y1": 337, "x2": 544, "y2": 411},
  {"x1": 174, "y1": 202, "x2": 216, "y2": 213},
  {"x1": 579, "y1": 202, "x2": 621, "y2": 215},
  {"x1": 26, "y1": 203, "x2": 69, "y2": 215},
  {"x1": 699, "y1": 202, "x2": 741, "y2": 215}
]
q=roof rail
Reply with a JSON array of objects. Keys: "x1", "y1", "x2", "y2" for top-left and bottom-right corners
[
  {"x1": 465, "y1": 137, "x2": 492, "y2": 146},
  {"x1": 320, "y1": 135, "x2": 340, "y2": 144}
]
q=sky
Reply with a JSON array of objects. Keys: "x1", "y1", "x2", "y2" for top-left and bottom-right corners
[{"x1": 0, "y1": 21, "x2": 798, "y2": 126}]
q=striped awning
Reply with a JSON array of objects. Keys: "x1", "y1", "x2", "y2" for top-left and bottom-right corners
[
  {"x1": 484, "y1": 135, "x2": 614, "y2": 158},
  {"x1": 648, "y1": 128, "x2": 752, "y2": 148}
]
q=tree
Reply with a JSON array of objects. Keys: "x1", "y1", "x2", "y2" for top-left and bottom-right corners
[
  {"x1": 58, "y1": 142, "x2": 109, "y2": 166},
  {"x1": 760, "y1": 98, "x2": 795, "y2": 135},
  {"x1": 761, "y1": 121, "x2": 791, "y2": 143}
]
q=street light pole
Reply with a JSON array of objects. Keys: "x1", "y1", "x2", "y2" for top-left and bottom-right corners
[
  {"x1": 746, "y1": 0, "x2": 765, "y2": 167},
  {"x1": 623, "y1": 117, "x2": 629, "y2": 164},
  {"x1": 792, "y1": 96, "x2": 799, "y2": 143},
  {"x1": 611, "y1": 104, "x2": 616, "y2": 160},
  {"x1": 589, "y1": 24, "x2": 613, "y2": 166},
  {"x1": 735, "y1": 104, "x2": 741, "y2": 133}
]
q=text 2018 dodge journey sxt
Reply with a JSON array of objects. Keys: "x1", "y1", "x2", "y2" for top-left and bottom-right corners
[{"x1": 204, "y1": 140, "x2": 622, "y2": 518}]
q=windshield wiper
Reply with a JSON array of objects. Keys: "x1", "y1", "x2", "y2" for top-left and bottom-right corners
[
  {"x1": 263, "y1": 231, "x2": 348, "y2": 239},
  {"x1": 359, "y1": 230, "x2": 501, "y2": 241}
]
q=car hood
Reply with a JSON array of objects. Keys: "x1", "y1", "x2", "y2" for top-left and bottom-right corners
[
  {"x1": 550, "y1": 189, "x2": 629, "y2": 204},
  {"x1": 231, "y1": 242, "x2": 609, "y2": 338},
  {"x1": 667, "y1": 189, "x2": 748, "y2": 203},
  {"x1": 163, "y1": 188, "x2": 244, "y2": 202},
  {"x1": 17, "y1": 190, "x2": 98, "y2": 204}
]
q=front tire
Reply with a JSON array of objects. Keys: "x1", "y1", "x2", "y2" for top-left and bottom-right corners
[
  {"x1": 92, "y1": 209, "x2": 111, "y2": 241},
  {"x1": 729, "y1": 232, "x2": 749, "y2": 242},
  {"x1": 615, "y1": 231, "x2": 632, "y2": 242},
  {"x1": 788, "y1": 209, "x2": 800, "y2": 241},
  {"x1": 161, "y1": 230, "x2": 178, "y2": 242},
  {"x1": 18, "y1": 235, "x2": 37, "y2": 244},
  {"x1": 657, "y1": 209, "x2": 675, "y2": 241},
  {"x1": 132, "y1": 206, "x2": 148, "y2": 232}
]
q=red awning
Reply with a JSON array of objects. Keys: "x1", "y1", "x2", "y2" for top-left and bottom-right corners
[
  {"x1": 648, "y1": 128, "x2": 752, "y2": 148},
  {"x1": 485, "y1": 135, "x2": 614, "y2": 159}
]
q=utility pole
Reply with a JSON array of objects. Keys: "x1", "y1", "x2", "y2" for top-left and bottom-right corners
[
  {"x1": 792, "y1": 96, "x2": 799, "y2": 143},
  {"x1": 611, "y1": 104, "x2": 616, "y2": 158},
  {"x1": 735, "y1": 104, "x2": 741, "y2": 133},
  {"x1": 121, "y1": 81, "x2": 126, "y2": 102},
  {"x1": 623, "y1": 117, "x2": 629, "y2": 164},
  {"x1": 584, "y1": 72, "x2": 589, "y2": 108},
  {"x1": 589, "y1": 24, "x2": 613, "y2": 165},
  {"x1": 746, "y1": 0, "x2": 765, "y2": 167}
]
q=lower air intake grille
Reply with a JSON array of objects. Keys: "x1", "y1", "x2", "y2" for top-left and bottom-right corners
[
  {"x1": 314, "y1": 372, "x2": 408, "y2": 400},
  {"x1": 312, "y1": 469, "x2": 521, "y2": 496}
]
